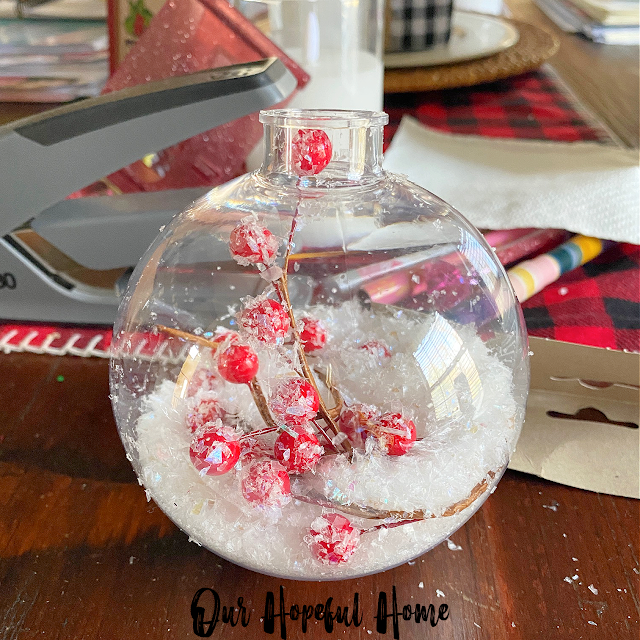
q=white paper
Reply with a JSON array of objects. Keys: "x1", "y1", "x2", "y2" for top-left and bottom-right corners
[{"x1": 384, "y1": 116, "x2": 640, "y2": 244}]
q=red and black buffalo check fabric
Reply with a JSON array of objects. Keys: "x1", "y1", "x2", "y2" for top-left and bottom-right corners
[
  {"x1": 383, "y1": 68, "x2": 611, "y2": 145},
  {"x1": 384, "y1": 67, "x2": 640, "y2": 352}
]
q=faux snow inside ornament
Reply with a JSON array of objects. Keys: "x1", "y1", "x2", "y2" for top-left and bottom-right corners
[{"x1": 110, "y1": 109, "x2": 529, "y2": 580}]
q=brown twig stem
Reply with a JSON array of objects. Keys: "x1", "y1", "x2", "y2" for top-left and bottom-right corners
[
  {"x1": 273, "y1": 214, "x2": 352, "y2": 454},
  {"x1": 156, "y1": 325, "x2": 221, "y2": 351},
  {"x1": 292, "y1": 471, "x2": 495, "y2": 523},
  {"x1": 248, "y1": 378, "x2": 280, "y2": 430}
]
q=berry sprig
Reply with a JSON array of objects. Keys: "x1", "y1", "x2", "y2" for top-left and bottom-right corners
[
  {"x1": 270, "y1": 217, "x2": 351, "y2": 454},
  {"x1": 190, "y1": 424, "x2": 241, "y2": 476},
  {"x1": 237, "y1": 296, "x2": 290, "y2": 344},
  {"x1": 223, "y1": 209, "x2": 351, "y2": 455},
  {"x1": 241, "y1": 459, "x2": 291, "y2": 508},
  {"x1": 270, "y1": 377, "x2": 320, "y2": 427},
  {"x1": 338, "y1": 404, "x2": 417, "y2": 455},
  {"x1": 229, "y1": 218, "x2": 279, "y2": 266},
  {"x1": 186, "y1": 397, "x2": 227, "y2": 432},
  {"x1": 305, "y1": 513, "x2": 360, "y2": 564},
  {"x1": 291, "y1": 129, "x2": 333, "y2": 176},
  {"x1": 299, "y1": 317, "x2": 327, "y2": 353},
  {"x1": 274, "y1": 425, "x2": 324, "y2": 473}
]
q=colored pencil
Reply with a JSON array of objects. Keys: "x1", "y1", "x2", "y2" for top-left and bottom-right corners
[
  {"x1": 492, "y1": 228, "x2": 571, "y2": 266},
  {"x1": 507, "y1": 235, "x2": 614, "y2": 302}
]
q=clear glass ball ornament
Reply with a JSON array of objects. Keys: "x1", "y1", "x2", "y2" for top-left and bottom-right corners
[{"x1": 110, "y1": 109, "x2": 529, "y2": 579}]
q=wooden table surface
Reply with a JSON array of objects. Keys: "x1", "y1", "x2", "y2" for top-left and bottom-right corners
[{"x1": 1, "y1": 3, "x2": 638, "y2": 639}]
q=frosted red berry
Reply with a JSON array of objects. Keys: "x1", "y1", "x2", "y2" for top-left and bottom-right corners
[
  {"x1": 238, "y1": 297, "x2": 290, "y2": 344},
  {"x1": 186, "y1": 397, "x2": 227, "y2": 432},
  {"x1": 217, "y1": 343, "x2": 259, "y2": 384},
  {"x1": 291, "y1": 129, "x2": 333, "y2": 176},
  {"x1": 338, "y1": 403, "x2": 378, "y2": 446},
  {"x1": 229, "y1": 221, "x2": 278, "y2": 266},
  {"x1": 186, "y1": 368, "x2": 219, "y2": 398},
  {"x1": 190, "y1": 426, "x2": 240, "y2": 476},
  {"x1": 239, "y1": 437, "x2": 272, "y2": 464},
  {"x1": 212, "y1": 330, "x2": 239, "y2": 345},
  {"x1": 241, "y1": 459, "x2": 291, "y2": 508},
  {"x1": 270, "y1": 377, "x2": 320, "y2": 427},
  {"x1": 274, "y1": 426, "x2": 324, "y2": 473},
  {"x1": 306, "y1": 513, "x2": 361, "y2": 564},
  {"x1": 370, "y1": 412, "x2": 416, "y2": 456},
  {"x1": 361, "y1": 339, "x2": 391, "y2": 359},
  {"x1": 298, "y1": 317, "x2": 327, "y2": 353}
]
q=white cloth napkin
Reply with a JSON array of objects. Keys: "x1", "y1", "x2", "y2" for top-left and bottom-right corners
[{"x1": 383, "y1": 116, "x2": 640, "y2": 244}]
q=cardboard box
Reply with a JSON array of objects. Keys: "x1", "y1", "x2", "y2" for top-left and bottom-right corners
[{"x1": 509, "y1": 336, "x2": 639, "y2": 499}]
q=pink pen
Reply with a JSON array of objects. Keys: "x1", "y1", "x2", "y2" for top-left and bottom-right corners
[
  {"x1": 494, "y1": 228, "x2": 571, "y2": 266},
  {"x1": 361, "y1": 271, "x2": 413, "y2": 304},
  {"x1": 483, "y1": 228, "x2": 535, "y2": 249}
]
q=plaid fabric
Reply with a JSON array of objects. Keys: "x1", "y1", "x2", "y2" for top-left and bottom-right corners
[
  {"x1": 387, "y1": 0, "x2": 453, "y2": 52},
  {"x1": 384, "y1": 68, "x2": 639, "y2": 352},
  {"x1": 384, "y1": 69, "x2": 612, "y2": 145},
  {"x1": 521, "y1": 243, "x2": 640, "y2": 352}
]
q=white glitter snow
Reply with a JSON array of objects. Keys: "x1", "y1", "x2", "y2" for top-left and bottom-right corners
[{"x1": 130, "y1": 301, "x2": 522, "y2": 579}]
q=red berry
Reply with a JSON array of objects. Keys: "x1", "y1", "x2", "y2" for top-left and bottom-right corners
[
  {"x1": 360, "y1": 340, "x2": 391, "y2": 359},
  {"x1": 190, "y1": 425, "x2": 240, "y2": 476},
  {"x1": 338, "y1": 403, "x2": 378, "y2": 446},
  {"x1": 370, "y1": 412, "x2": 416, "y2": 456},
  {"x1": 238, "y1": 297, "x2": 290, "y2": 344},
  {"x1": 274, "y1": 426, "x2": 324, "y2": 473},
  {"x1": 212, "y1": 330, "x2": 239, "y2": 345},
  {"x1": 291, "y1": 129, "x2": 332, "y2": 176},
  {"x1": 270, "y1": 377, "x2": 320, "y2": 427},
  {"x1": 241, "y1": 459, "x2": 291, "y2": 508},
  {"x1": 239, "y1": 437, "x2": 272, "y2": 463},
  {"x1": 217, "y1": 344, "x2": 259, "y2": 384},
  {"x1": 186, "y1": 397, "x2": 226, "y2": 432},
  {"x1": 306, "y1": 513, "x2": 361, "y2": 564},
  {"x1": 298, "y1": 317, "x2": 327, "y2": 353},
  {"x1": 186, "y1": 368, "x2": 219, "y2": 398},
  {"x1": 229, "y1": 221, "x2": 278, "y2": 266}
]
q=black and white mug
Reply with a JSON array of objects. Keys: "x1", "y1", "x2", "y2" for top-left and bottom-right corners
[{"x1": 386, "y1": 0, "x2": 454, "y2": 51}]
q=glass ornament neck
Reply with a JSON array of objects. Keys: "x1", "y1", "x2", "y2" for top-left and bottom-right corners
[{"x1": 258, "y1": 109, "x2": 388, "y2": 186}]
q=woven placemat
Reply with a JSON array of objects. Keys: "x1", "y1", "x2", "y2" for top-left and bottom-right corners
[{"x1": 384, "y1": 19, "x2": 559, "y2": 93}]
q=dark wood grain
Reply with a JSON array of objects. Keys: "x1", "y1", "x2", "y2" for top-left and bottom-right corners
[{"x1": 0, "y1": 353, "x2": 637, "y2": 639}]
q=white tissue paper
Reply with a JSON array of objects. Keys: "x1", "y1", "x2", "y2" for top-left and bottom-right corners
[{"x1": 384, "y1": 116, "x2": 640, "y2": 245}]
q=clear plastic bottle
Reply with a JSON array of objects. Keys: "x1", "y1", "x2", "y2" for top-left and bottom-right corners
[
  {"x1": 110, "y1": 109, "x2": 529, "y2": 579},
  {"x1": 235, "y1": 0, "x2": 384, "y2": 111}
]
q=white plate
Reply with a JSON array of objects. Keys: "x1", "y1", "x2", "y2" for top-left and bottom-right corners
[{"x1": 384, "y1": 12, "x2": 519, "y2": 69}]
